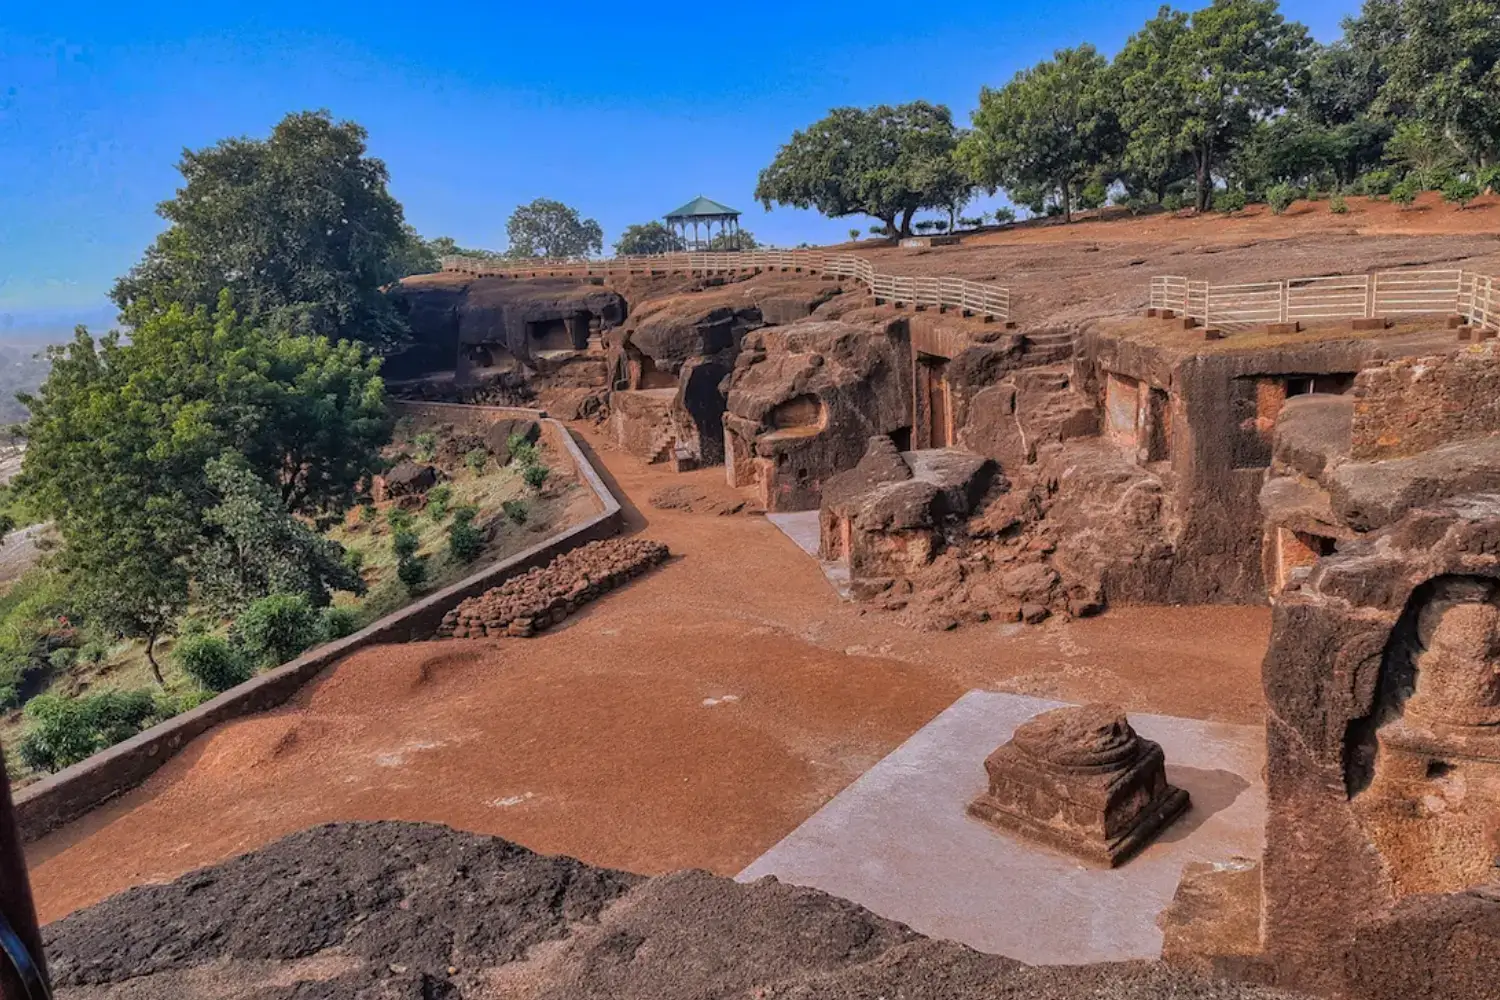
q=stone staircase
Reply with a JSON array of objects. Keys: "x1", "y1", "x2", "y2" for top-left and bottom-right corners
[
  {"x1": 645, "y1": 428, "x2": 676, "y2": 465},
  {"x1": 1018, "y1": 329, "x2": 1078, "y2": 366}
]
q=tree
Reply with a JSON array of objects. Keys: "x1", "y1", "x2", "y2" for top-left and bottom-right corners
[
  {"x1": 506, "y1": 199, "x2": 604, "y2": 259},
  {"x1": 1115, "y1": 1, "x2": 1312, "y2": 211},
  {"x1": 755, "y1": 102, "x2": 972, "y2": 239},
  {"x1": 614, "y1": 222, "x2": 684, "y2": 256},
  {"x1": 111, "y1": 111, "x2": 412, "y2": 351},
  {"x1": 194, "y1": 456, "x2": 366, "y2": 617},
  {"x1": 1349, "y1": 0, "x2": 1500, "y2": 167},
  {"x1": 706, "y1": 229, "x2": 759, "y2": 251},
  {"x1": 960, "y1": 45, "x2": 1120, "y2": 222}
]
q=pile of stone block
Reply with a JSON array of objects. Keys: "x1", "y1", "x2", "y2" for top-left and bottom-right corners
[{"x1": 438, "y1": 538, "x2": 670, "y2": 638}]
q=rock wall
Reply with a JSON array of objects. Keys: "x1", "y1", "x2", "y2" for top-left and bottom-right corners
[{"x1": 1352, "y1": 345, "x2": 1500, "y2": 460}]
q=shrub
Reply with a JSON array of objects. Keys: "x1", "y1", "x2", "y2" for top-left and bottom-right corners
[
  {"x1": 991, "y1": 207, "x2": 1016, "y2": 225},
  {"x1": 1214, "y1": 188, "x2": 1247, "y2": 214},
  {"x1": 959, "y1": 216, "x2": 984, "y2": 229},
  {"x1": 1330, "y1": 194, "x2": 1349, "y2": 214},
  {"x1": 1423, "y1": 167, "x2": 1457, "y2": 192},
  {"x1": 392, "y1": 528, "x2": 420, "y2": 561},
  {"x1": 868, "y1": 225, "x2": 888, "y2": 236},
  {"x1": 1479, "y1": 165, "x2": 1500, "y2": 195},
  {"x1": 48, "y1": 646, "x2": 77, "y2": 672},
  {"x1": 1161, "y1": 193, "x2": 1185, "y2": 212},
  {"x1": 502, "y1": 499, "x2": 529, "y2": 525},
  {"x1": 397, "y1": 555, "x2": 428, "y2": 591},
  {"x1": 507, "y1": 436, "x2": 539, "y2": 468},
  {"x1": 359, "y1": 501, "x2": 377, "y2": 524},
  {"x1": 320, "y1": 605, "x2": 360, "y2": 641},
  {"x1": 235, "y1": 593, "x2": 320, "y2": 667},
  {"x1": 522, "y1": 463, "x2": 550, "y2": 490},
  {"x1": 915, "y1": 220, "x2": 937, "y2": 233},
  {"x1": 172, "y1": 632, "x2": 250, "y2": 692},
  {"x1": 425, "y1": 483, "x2": 453, "y2": 520},
  {"x1": 77, "y1": 640, "x2": 109, "y2": 665},
  {"x1": 1357, "y1": 169, "x2": 1396, "y2": 197},
  {"x1": 342, "y1": 546, "x2": 365, "y2": 576},
  {"x1": 1266, "y1": 184, "x2": 1298, "y2": 215},
  {"x1": 847, "y1": 228, "x2": 861, "y2": 241},
  {"x1": 1391, "y1": 178, "x2": 1419, "y2": 208},
  {"x1": 412, "y1": 431, "x2": 438, "y2": 461},
  {"x1": 465, "y1": 448, "x2": 488, "y2": 475},
  {"x1": 386, "y1": 506, "x2": 414, "y2": 534},
  {"x1": 1443, "y1": 177, "x2": 1481, "y2": 209},
  {"x1": 447, "y1": 506, "x2": 484, "y2": 563},
  {"x1": 17, "y1": 689, "x2": 159, "y2": 773},
  {"x1": 1078, "y1": 179, "x2": 1109, "y2": 210}
]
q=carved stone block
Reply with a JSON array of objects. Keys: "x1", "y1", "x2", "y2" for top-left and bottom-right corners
[{"x1": 967, "y1": 703, "x2": 1189, "y2": 867}]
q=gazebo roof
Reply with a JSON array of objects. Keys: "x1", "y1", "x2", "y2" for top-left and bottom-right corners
[{"x1": 664, "y1": 195, "x2": 740, "y2": 220}]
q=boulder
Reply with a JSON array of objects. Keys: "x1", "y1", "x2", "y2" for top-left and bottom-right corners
[
  {"x1": 1272, "y1": 393, "x2": 1354, "y2": 481},
  {"x1": 484, "y1": 419, "x2": 541, "y2": 464},
  {"x1": 1327, "y1": 434, "x2": 1500, "y2": 532},
  {"x1": 383, "y1": 461, "x2": 438, "y2": 498}
]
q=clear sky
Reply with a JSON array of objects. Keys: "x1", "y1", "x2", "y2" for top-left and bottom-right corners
[{"x1": 1, "y1": 1, "x2": 1360, "y2": 337}]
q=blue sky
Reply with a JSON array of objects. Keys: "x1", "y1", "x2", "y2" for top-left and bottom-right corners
[{"x1": 1, "y1": 1, "x2": 1360, "y2": 337}]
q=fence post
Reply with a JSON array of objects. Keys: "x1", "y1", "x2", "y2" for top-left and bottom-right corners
[{"x1": 1280, "y1": 281, "x2": 1288, "y2": 324}]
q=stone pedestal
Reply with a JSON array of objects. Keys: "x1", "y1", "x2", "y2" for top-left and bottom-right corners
[{"x1": 967, "y1": 703, "x2": 1189, "y2": 867}]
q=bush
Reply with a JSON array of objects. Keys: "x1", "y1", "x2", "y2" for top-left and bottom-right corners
[
  {"x1": 359, "y1": 501, "x2": 377, "y2": 524},
  {"x1": 447, "y1": 506, "x2": 484, "y2": 563},
  {"x1": 235, "y1": 593, "x2": 320, "y2": 667},
  {"x1": 847, "y1": 228, "x2": 861, "y2": 241},
  {"x1": 991, "y1": 207, "x2": 1016, "y2": 225},
  {"x1": 507, "y1": 436, "x2": 538, "y2": 468},
  {"x1": 465, "y1": 449, "x2": 488, "y2": 475},
  {"x1": 17, "y1": 689, "x2": 159, "y2": 773},
  {"x1": 1357, "y1": 169, "x2": 1396, "y2": 197},
  {"x1": 1078, "y1": 179, "x2": 1108, "y2": 211},
  {"x1": 1214, "y1": 188, "x2": 1247, "y2": 214},
  {"x1": 502, "y1": 499, "x2": 529, "y2": 525},
  {"x1": 1479, "y1": 165, "x2": 1500, "y2": 195},
  {"x1": 77, "y1": 640, "x2": 109, "y2": 665},
  {"x1": 392, "y1": 528, "x2": 420, "y2": 561},
  {"x1": 412, "y1": 431, "x2": 438, "y2": 462},
  {"x1": 48, "y1": 646, "x2": 77, "y2": 672},
  {"x1": 1423, "y1": 167, "x2": 1457, "y2": 192},
  {"x1": 320, "y1": 605, "x2": 360, "y2": 641},
  {"x1": 867, "y1": 225, "x2": 888, "y2": 236},
  {"x1": 1391, "y1": 178, "x2": 1420, "y2": 208},
  {"x1": 1330, "y1": 194, "x2": 1349, "y2": 214},
  {"x1": 1266, "y1": 184, "x2": 1298, "y2": 215},
  {"x1": 425, "y1": 483, "x2": 453, "y2": 520},
  {"x1": 1443, "y1": 177, "x2": 1481, "y2": 209},
  {"x1": 397, "y1": 555, "x2": 428, "y2": 591},
  {"x1": 386, "y1": 506, "x2": 414, "y2": 534},
  {"x1": 342, "y1": 546, "x2": 365, "y2": 576},
  {"x1": 172, "y1": 633, "x2": 250, "y2": 692},
  {"x1": 1161, "y1": 193, "x2": 1185, "y2": 212},
  {"x1": 522, "y1": 463, "x2": 551, "y2": 490}
]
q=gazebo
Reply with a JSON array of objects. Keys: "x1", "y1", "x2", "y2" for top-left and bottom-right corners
[{"x1": 665, "y1": 196, "x2": 744, "y2": 251}]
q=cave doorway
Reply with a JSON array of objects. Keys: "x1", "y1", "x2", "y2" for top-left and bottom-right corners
[{"x1": 916, "y1": 353, "x2": 953, "y2": 449}]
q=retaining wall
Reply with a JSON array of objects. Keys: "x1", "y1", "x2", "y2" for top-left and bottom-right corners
[{"x1": 14, "y1": 411, "x2": 621, "y2": 842}]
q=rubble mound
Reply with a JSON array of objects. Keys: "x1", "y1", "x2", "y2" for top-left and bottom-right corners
[
  {"x1": 439, "y1": 538, "x2": 670, "y2": 638},
  {"x1": 43, "y1": 821, "x2": 1311, "y2": 1000}
]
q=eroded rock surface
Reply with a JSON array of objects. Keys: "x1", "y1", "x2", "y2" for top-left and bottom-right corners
[{"x1": 44, "y1": 821, "x2": 1310, "y2": 1000}]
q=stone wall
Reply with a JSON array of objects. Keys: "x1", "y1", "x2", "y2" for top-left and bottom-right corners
[
  {"x1": 12, "y1": 411, "x2": 621, "y2": 843},
  {"x1": 1351, "y1": 345, "x2": 1500, "y2": 460}
]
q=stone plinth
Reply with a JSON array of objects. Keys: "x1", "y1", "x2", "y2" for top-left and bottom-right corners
[{"x1": 967, "y1": 703, "x2": 1189, "y2": 867}]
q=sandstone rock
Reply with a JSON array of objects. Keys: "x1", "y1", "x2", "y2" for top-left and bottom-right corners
[
  {"x1": 1272, "y1": 393, "x2": 1354, "y2": 481},
  {"x1": 384, "y1": 461, "x2": 439, "y2": 498},
  {"x1": 486, "y1": 419, "x2": 541, "y2": 464},
  {"x1": 1003, "y1": 564, "x2": 1060, "y2": 601},
  {"x1": 1021, "y1": 603, "x2": 1051, "y2": 624},
  {"x1": 1327, "y1": 434, "x2": 1500, "y2": 532}
]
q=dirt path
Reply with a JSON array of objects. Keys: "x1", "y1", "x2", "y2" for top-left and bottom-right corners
[{"x1": 25, "y1": 428, "x2": 1269, "y2": 922}]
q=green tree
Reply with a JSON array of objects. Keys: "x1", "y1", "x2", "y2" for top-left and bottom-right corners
[
  {"x1": 960, "y1": 45, "x2": 1120, "y2": 223},
  {"x1": 234, "y1": 592, "x2": 321, "y2": 667},
  {"x1": 194, "y1": 457, "x2": 366, "y2": 616},
  {"x1": 111, "y1": 111, "x2": 412, "y2": 351},
  {"x1": 1115, "y1": 1, "x2": 1312, "y2": 212},
  {"x1": 614, "y1": 222, "x2": 684, "y2": 256},
  {"x1": 17, "y1": 690, "x2": 160, "y2": 773},
  {"x1": 506, "y1": 199, "x2": 604, "y2": 259},
  {"x1": 1349, "y1": 0, "x2": 1500, "y2": 167},
  {"x1": 706, "y1": 229, "x2": 759, "y2": 251},
  {"x1": 755, "y1": 102, "x2": 972, "y2": 239}
]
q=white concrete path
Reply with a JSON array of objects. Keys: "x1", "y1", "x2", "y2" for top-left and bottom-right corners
[{"x1": 765, "y1": 510, "x2": 851, "y2": 599}]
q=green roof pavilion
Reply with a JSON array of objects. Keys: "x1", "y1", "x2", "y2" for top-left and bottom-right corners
[{"x1": 664, "y1": 196, "x2": 744, "y2": 252}]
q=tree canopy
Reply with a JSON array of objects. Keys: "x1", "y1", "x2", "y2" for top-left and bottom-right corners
[
  {"x1": 614, "y1": 221, "x2": 684, "y2": 256},
  {"x1": 506, "y1": 199, "x2": 604, "y2": 259},
  {"x1": 755, "y1": 102, "x2": 972, "y2": 239},
  {"x1": 111, "y1": 110, "x2": 412, "y2": 351},
  {"x1": 960, "y1": 45, "x2": 1119, "y2": 222}
]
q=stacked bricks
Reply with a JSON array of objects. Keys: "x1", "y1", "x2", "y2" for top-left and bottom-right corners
[{"x1": 438, "y1": 538, "x2": 670, "y2": 638}]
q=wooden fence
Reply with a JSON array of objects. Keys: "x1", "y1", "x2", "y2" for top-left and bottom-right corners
[
  {"x1": 441, "y1": 250, "x2": 1012, "y2": 322},
  {"x1": 1150, "y1": 269, "x2": 1500, "y2": 333}
]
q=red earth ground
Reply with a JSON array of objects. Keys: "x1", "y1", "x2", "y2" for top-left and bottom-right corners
[{"x1": 25, "y1": 426, "x2": 1269, "y2": 923}]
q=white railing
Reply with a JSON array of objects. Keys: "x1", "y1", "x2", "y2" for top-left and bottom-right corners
[
  {"x1": 441, "y1": 249, "x2": 1012, "y2": 322},
  {"x1": 1151, "y1": 268, "x2": 1499, "y2": 333}
]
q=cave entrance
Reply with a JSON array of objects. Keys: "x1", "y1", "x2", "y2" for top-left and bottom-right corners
[
  {"x1": 1272, "y1": 527, "x2": 1335, "y2": 591},
  {"x1": 638, "y1": 356, "x2": 679, "y2": 390},
  {"x1": 916, "y1": 353, "x2": 953, "y2": 449},
  {"x1": 527, "y1": 318, "x2": 573, "y2": 352}
]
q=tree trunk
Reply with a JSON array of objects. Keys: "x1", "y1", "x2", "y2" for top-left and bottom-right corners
[
  {"x1": 145, "y1": 635, "x2": 165, "y2": 686},
  {"x1": 898, "y1": 208, "x2": 915, "y2": 239},
  {"x1": 1195, "y1": 147, "x2": 1212, "y2": 212},
  {"x1": 1061, "y1": 180, "x2": 1073, "y2": 224},
  {"x1": 881, "y1": 215, "x2": 898, "y2": 241}
]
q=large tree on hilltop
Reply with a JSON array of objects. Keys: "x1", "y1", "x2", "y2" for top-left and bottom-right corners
[
  {"x1": 1347, "y1": 0, "x2": 1500, "y2": 167},
  {"x1": 960, "y1": 45, "x2": 1120, "y2": 222},
  {"x1": 112, "y1": 110, "x2": 412, "y2": 351},
  {"x1": 1114, "y1": 1, "x2": 1311, "y2": 211},
  {"x1": 505, "y1": 199, "x2": 604, "y2": 259},
  {"x1": 755, "y1": 102, "x2": 972, "y2": 239},
  {"x1": 16, "y1": 296, "x2": 386, "y2": 677}
]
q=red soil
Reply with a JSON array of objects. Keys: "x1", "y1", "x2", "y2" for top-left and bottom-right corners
[{"x1": 25, "y1": 428, "x2": 1269, "y2": 923}]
